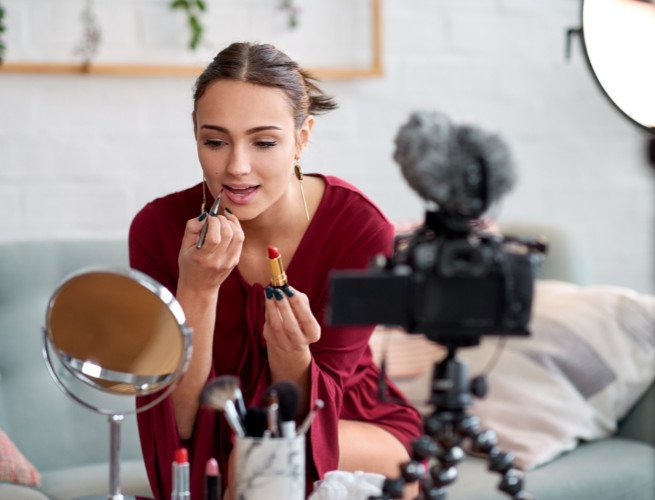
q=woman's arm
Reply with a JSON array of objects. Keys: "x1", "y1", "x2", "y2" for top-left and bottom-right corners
[
  {"x1": 264, "y1": 287, "x2": 320, "y2": 415},
  {"x1": 173, "y1": 211, "x2": 244, "y2": 438}
]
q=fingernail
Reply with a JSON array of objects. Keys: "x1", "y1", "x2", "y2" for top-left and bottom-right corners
[
  {"x1": 225, "y1": 207, "x2": 233, "y2": 215},
  {"x1": 198, "y1": 212, "x2": 207, "y2": 221},
  {"x1": 265, "y1": 286, "x2": 273, "y2": 300},
  {"x1": 283, "y1": 285, "x2": 294, "y2": 298},
  {"x1": 273, "y1": 288, "x2": 284, "y2": 301}
]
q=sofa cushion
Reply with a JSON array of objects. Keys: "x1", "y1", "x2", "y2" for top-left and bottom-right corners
[
  {"x1": 460, "y1": 280, "x2": 655, "y2": 469},
  {"x1": 0, "y1": 240, "x2": 145, "y2": 474},
  {"x1": 447, "y1": 438, "x2": 655, "y2": 500},
  {"x1": 0, "y1": 482, "x2": 48, "y2": 500},
  {"x1": 0, "y1": 429, "x2": 41, "y2": 487},
  {"x1": 39, "y1": 460, "x2": 152, "y2": 500}
]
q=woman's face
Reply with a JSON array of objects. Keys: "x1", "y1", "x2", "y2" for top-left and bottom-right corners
[{"x1": 194, "y1": 79, "x2": 312, "y2": 221}]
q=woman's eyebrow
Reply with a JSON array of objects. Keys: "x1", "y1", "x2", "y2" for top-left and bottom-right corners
[
  {"x1": 245, "y1": 125, "x2": 283, "y2": 134},
  {"x1": 199, "y1": 124, "x2": 283, "y2": 134}
]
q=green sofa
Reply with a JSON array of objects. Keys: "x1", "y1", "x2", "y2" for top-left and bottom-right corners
[
  {"x1": 0, "y1": 239, "x2": 653, "y2": 499},
  {"x1": 0, "y1": 241, "x2": 152, "y2": 500}
]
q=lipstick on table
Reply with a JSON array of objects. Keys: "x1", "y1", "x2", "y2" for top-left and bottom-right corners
[
  {"x1": 205, "y1": 458, "x2": 221, "y2": 500},
  {"x1": 171, "y1": 447, "x2": 190, "y2": 500},
  {"x1": 267, "y1": 246, "x2": 288, "y2": 288}
]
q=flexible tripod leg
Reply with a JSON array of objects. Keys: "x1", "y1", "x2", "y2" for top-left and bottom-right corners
[
  {"x1": 370, "y1": 352, "x2": 533, "y2": 500},
  {"x1": 461, "y1": 418, "x2": 533, "y2": 499}
]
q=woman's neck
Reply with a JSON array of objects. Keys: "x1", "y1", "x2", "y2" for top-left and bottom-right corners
[{"x1": 240, "y1": 180, "x2": 310, "y2": 248}]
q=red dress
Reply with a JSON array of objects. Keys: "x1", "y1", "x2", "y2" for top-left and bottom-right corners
[{"x1": 129, "y1": 175, "x2": 422, "y2": 499}]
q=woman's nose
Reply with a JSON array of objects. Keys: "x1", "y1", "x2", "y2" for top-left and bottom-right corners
[{"x1": 226, "y1": 147, "x2": 252, "y2": 176}]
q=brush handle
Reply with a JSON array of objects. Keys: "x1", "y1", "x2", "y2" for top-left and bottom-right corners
[{"x1": 195, "y1": 193, "x2": 222, "y2": 249}]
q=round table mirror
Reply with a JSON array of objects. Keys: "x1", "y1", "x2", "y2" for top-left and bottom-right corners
[
  {"x1": 43, "y1": 267, "x2": 192, "y2": 500},
  {"x1": 580, "y1": 0, "x2": 655, "y2": 132}
]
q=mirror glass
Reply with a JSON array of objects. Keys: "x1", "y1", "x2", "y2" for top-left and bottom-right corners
[
  {"x1": 582, "y1": 0, "x2": 655, "y2": 131},
  {"x1": 45, "y1": 269, "x2": 190, "y2": 396}
]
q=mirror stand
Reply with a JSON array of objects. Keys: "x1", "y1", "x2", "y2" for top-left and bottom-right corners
[
  {"x1": 42, "y1": 268, "x2": 192, "y2": 500},
  {"x1": 109, "y1": 414, "x2": 124, "y2": 500}
]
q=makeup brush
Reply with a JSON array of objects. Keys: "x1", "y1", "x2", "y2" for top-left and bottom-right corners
[
  {"x1": 297, "y1": 399, "x2": 324, "y2": 436},
  {"x1": 201, "y1": 374, "x2": 246, "y2": 418},
  {"x1": 266, "y1": 389, "x2": 280, "y2": 437},
  {"x1": 196, "y1": 191, "x2": 222, "y2": 249},
  {"x1": 244, "y1": 407, "x2": 268, "y2": 438},
  {"x1": 200, "y1": 375, "x2": 246, "y2": 437},
  {"x1": 265, "y1": 381, "x2": 300, "y2": 438}
]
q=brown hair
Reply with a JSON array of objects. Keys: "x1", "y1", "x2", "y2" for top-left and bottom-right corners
[{"x1": 193, "y1": 42, "x2": 338, "y2": 128}]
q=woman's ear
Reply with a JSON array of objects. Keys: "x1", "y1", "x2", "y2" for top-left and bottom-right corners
[
  {"x1": 296, "y1": 115, "x2": 315, "y2": 156},
  {"x1": 191, "y1": 110, "x2": 198, "y2": 138}
]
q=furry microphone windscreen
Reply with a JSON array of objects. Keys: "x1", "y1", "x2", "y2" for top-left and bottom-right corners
[{"x1": 393, "y1": 111, "x2": 517, "y2": 218}]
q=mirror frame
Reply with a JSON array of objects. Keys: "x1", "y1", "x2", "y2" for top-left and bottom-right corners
[
  {"x1": 43, "y1": 266, "x2": 193, "y2": 416},
  {"x1": 578, "y1": 0, "x2": 655, "y2": 134}
]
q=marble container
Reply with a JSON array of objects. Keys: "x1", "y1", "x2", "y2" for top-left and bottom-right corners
[{"x1": 235, "y1": 434, "x2": 305, "y2": 500}]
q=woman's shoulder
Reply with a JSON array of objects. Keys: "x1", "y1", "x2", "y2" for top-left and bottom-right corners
[{"x1": 317, "y1": 174, "x2": 391, "y2": 226}]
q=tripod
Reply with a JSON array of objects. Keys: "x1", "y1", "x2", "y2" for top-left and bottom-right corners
[{"x1": 372, "y1": 346, "x2": 533, "y2": 500}]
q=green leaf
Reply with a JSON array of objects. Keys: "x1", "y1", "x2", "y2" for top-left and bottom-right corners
[
  {"x1": 169, "y1": 0, "x2": 188, "y2": 9},
  {"x1": 196, "y1": 0, "x2": 207, "y2": 12},
  {"x1": 190, "y1": 30, "x2": 201, "y2": 50},
  {"x1": 189, "y1": 15, "x2": 201, "y2": 31}
]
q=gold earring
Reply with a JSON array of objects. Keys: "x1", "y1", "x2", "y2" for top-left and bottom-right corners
[
  {"x1": 294, "y1": 162, "x2": 310, "y2": 221},
  {"x1": 201, "y1": 177, "x2": 207, "y2": 214}
]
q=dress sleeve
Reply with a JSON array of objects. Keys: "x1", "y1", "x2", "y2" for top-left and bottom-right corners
[
  {"x1": 305, "y1": 220, "x2": 395, "y2": 481},
  {"x1": 129, "y1": 203, "x2": 177, "y2": 294},
  {"x1": 130, "y1": 205, "x2": 223, "y2": 500},
  {"x1": 128, "y1": 205, "x2": 182, "y2": 500}
]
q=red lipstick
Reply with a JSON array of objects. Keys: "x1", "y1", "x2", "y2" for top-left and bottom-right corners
[
  {"x1": 171, "y1": 447, "x2": 190, "y2": 500},
  {"x1": 268, "y1": 246, "x2": 288, "y2": 288}
]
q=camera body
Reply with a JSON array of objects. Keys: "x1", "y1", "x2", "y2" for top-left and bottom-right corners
[{"x1": 328, "y1": 211, "x2": 545, "y2": 347}]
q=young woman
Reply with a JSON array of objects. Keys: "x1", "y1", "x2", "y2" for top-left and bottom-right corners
[{"x1": 129, "y1": 41, "x2": 422, "y2": 499}]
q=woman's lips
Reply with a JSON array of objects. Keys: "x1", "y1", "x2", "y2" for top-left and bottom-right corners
[{"x1": 223, "y1": 184, "x2": 260, "y2": 205}]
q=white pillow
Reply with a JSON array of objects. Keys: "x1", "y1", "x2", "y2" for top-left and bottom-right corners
[{"x1": 459, "y1": 280, "x2": 655, "y2": 470}]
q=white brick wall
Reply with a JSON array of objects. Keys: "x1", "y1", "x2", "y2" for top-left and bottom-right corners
[{"x1": 0, "y1": 0, "x2": 653, "y2": 294}]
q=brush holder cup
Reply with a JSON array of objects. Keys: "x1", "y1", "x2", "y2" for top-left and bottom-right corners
[{"x1": 235, "y1": 434, "x2": 306, "y2": 500}]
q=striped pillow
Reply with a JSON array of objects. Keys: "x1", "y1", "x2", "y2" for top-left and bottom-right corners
[
  {"x1": 0, "y1": 429, "x2": 41, "y2": 487},
  {"x1": 461, "y1": 280, "x2": 655, "y2": 469}
]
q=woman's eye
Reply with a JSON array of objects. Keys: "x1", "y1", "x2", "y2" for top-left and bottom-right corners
[
  {"x1": 255, "y1": 141, "x2": 277, "y2": 149},
  {"x1": 204, "y1": 139, "x2": 225, "y2": 149}
]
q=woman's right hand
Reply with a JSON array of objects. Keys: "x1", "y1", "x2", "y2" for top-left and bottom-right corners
[
  {"x1": 178, "y1": 210, "x2": 244, "y2": 293},
  {"x1": 173, "y1": 209, "x2": 243, "y2": 439}
]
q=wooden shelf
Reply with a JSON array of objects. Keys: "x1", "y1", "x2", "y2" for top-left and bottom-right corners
[{"x1": 0, "y1": 0, "x2": 382, "y2": 80}]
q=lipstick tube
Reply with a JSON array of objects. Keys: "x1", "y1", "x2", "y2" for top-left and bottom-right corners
[
  {"x1": 267, "y1": 246, "x2": 288, "y2": 288},
  {"x1": 205, "y1": 458, "x2": 221, "y2": 500},
  {"x1": 171, "y1": 447, "x2": 190, "y2": 500}
]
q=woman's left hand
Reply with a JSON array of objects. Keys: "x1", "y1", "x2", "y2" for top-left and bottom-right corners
[{"x1": 263, "y1": 285, "x2": 321, "y2": 352}]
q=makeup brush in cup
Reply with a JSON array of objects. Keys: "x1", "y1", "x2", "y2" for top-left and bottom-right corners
[
  {"x1": 244, "y1": 407, "x2": 268, "y2": 438},
  {"x1": 266, "y1": 389, "x2": 280, "y2": 437},
  {"x1": 297, "y1": 399, "x2": 324, "y2": 436},
  {"x1": 200, "y1": 375, "x2": 246, "y2": 437},
  {"x1": 265, "y1": 381, "x2": 300, "y2": 438}
]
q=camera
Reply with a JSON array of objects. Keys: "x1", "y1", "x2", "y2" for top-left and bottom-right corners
[{"x1": 328, "y1": 111, "x2": 546, "y2": 346}]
